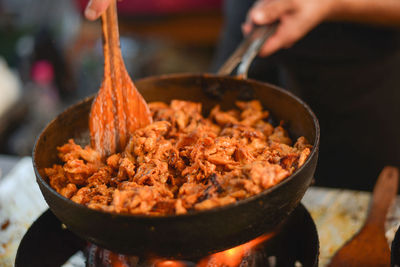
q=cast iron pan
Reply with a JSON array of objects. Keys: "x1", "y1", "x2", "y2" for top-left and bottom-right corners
[
  {"x1": 391, "y1": 225, "x2": 400, "y2": 266},
  {"x1": 15, "y1": 204, "x2": 319, "y2": 267},
  {"x1": 32, "y1": 25, "x2": 320, "y2": 258}
]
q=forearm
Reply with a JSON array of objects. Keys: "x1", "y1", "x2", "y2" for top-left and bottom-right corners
[{"x1": 329, "y1": 0, "x2": 400, "y2": 27}]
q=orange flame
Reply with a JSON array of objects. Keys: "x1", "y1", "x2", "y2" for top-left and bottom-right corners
[
  {"x1": 197, "y1": 233, "x2": 274, "y2": 267},
  {"x1": 103, "y1": 233, "x2": 274, "y2": 267},
  {"x1": 154, "y1": 260, "x2": 186, "y2": 267}
]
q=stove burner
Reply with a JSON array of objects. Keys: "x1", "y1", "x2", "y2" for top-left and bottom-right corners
[
  {"x1": 15, "y1": 204, "x2": 318, "y2": 267},
  {"x1": 86, "y1": 234, "x2": 274, "y2": 267}
]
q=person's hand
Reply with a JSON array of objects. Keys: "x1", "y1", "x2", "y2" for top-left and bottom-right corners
[
  {"x1": 85, "y1": 0, "x2": 113, "y2": 20},
  {"x1": 242, "y1": 0, "x2": 336, "y2": 57}
]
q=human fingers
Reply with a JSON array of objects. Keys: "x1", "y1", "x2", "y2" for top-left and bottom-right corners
[
  {"x1": 85, "y1": 0, "x2": 113, "y2": 21},
  {"x1": 258, "y1": 17, "x2": 304, "y2": 57},
  {"x1": 241, "y1": 22, "x2": 253, "y2": 36},
  {"x1": 252, "y1": 0, "x2": 332, "y2": 57},
  {"x1": 242, "y1": 0, "x2": 273, "y2": 36},
  {"x1": 249, "y1": 0, "x2": 295, "y2": 25},
  {"x1": 258, "y1": 4, "x2": 324, "y2": 58}
]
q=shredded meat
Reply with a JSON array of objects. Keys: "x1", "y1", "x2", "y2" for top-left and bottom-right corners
[{"x1": 45, "y1": 100, "x2": 312, "y2": 215}]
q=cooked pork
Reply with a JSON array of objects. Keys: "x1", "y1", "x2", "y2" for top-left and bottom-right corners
[{"x1": 45, "y1": 100, "x2": 311, "y2": 215}]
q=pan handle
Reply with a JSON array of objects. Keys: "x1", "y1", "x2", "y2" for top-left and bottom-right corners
[{"x1": 217, "y1": 23, "x2": 278, "y2": 79}]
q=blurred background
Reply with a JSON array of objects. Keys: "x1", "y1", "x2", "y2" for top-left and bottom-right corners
[{"x1": 0, "y1": 0, "x2": 223, "y2": 157}]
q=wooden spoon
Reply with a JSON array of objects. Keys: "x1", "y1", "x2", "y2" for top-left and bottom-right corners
[
  {"x1": 328, "y1": 166, "x2": 399, "y2": 267},
  {"x1": 89, "y1": 0, "x2": 152, "y2": 158}
]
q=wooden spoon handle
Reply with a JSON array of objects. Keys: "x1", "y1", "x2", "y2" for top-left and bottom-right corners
[
  {"x1": 99, "y1": 0, "x2": 128, "y2": 152},
  {"x1": 366, "y1": 166, "x2": 399, "y2": 227},
  {"x1": 101, "y1": 0, "x2": 123, "y2": 69},
  {"x1": 90, "y1": 0, "x2": 152, "y2": 158}
]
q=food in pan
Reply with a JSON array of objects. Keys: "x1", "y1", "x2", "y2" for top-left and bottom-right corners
[{"x1": 44, "y1": 100, "x2": 311, "y2": 215}]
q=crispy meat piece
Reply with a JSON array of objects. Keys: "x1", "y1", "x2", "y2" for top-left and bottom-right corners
[
  {"x1": 236, "y1": 100, "x2": 269, "y2": 127},
  {"x1": 210, "y1": 105, "x2": 239, "y2": 126},
  {"x1": 45, "y1": 164, "x2": 68, "y2": 193},
  {"x1": 58, "y1": 139, "x2": 102, "y2": 163},
  {"x1": 269, "y1": 126, "x2": 292, "y2": 145},
  {"x1": 64, "y1": 159, "x2": 98, "y2": 185},
  {"x1": 194, "y1": 196, "x2": 236, "y2": 211},
  {"x1": 45, "y1": 100, "x2": 311, "y2": 215},
  {"x1": 175, "y1": 199, "x2": 187, "y2": 214},
  {"x1": 299, "y1": 148, "x2": 311, "y2": 167},
  {"x1": 60, "y1": 183, "x2": 77, "y2": 198},
  {"x1": 245, "y1": 161, "x2": 289, "y2": 189},
  {"x1": 87, "y1": 166, "x2": 113, "y2": 186}
]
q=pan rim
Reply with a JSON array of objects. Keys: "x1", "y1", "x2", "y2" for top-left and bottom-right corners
[{"x1": 33, "y1": 73, "x2": 320, "y2": 220}]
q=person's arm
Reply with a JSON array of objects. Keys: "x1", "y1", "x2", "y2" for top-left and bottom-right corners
[
  {"x1": 331, "y1": 0, "x2": 400, "y2": 26},
  {"x1": 85, "y1": 0, "x2": 112, "y2": 21},
  {"x1": 242, "y1": 0, "x2": 400, "y2": 57}
]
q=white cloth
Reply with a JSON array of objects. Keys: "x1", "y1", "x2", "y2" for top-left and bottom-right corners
[{"x1": 0, "y1": 157, "x2": 47, "y2": 266}]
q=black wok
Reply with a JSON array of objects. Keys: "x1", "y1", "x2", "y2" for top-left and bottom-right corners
[{"x1": 33, "y1": 25, "x2": 320, "y2": 258}]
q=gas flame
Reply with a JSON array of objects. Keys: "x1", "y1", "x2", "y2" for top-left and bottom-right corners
[
  {"x1": 154, "y1": 260, "x2": 186, "y2": 267},
  {"x1": 197, "y1": 233, "x2": 274, "y2": 267},
  {"x1": 154, "y1": 233, "x2": 274, "y2": 267},
  {"x1": 90, "y1": 233, "x2": 274, "y2": 267}
]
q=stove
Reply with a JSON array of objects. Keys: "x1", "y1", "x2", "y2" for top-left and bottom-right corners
[{"x1": 15, "y1": 204, "x2": 318, "y2": 267}]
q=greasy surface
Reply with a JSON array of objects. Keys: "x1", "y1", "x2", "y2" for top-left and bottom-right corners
[
  {"x1": 327, "y1": 166, "x2": 399, "y2": 267},
  {"x1": 89, "y1": 1, "x2": 152, "y2": 158},
  {"x1": 46, "y1": 100, "x2": 311, "y2": 215}
]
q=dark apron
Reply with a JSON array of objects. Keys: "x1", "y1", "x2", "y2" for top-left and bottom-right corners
[{"x1": 212, "y1": 0, "x2": 400, "y2": 191}]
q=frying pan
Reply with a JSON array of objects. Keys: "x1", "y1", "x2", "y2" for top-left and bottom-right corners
[
  {"x1": 33, "y1": 25, "x2": 320, "y2": 258},
  {"x1": 392, "y1": 225, "x2": 400, "y2": 266}
]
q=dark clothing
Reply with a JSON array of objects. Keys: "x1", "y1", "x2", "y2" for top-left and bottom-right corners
[{"x1": 212, "y1": 0, "x2": 400, "y2": 191}]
